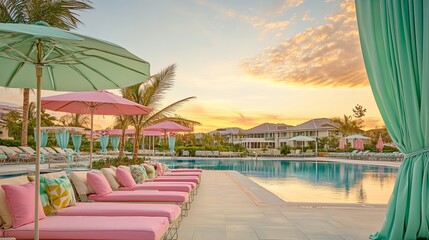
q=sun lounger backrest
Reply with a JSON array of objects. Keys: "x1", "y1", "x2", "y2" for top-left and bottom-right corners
[
  {"x1": 19, "y1": 146, "x2": 36, "y2": 154},
  {"x1": 0, "y1": 146, "x2": 17, "y2": 155},
  {"x1": 54, "y1": 147, "x2": 67, "y2": 154},
  {"x1": 9, "y1": 147, "x2": 23, "y2": 154},
  {"x1": 43, "y1": 147, "x2": 57, "y2": 154}
]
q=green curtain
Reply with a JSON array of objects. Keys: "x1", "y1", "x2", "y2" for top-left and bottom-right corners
[
  {"x1": 34, "y1": 130, "x2": 48, "y2": 147},
  {"x1": 110, "y1": 136, "x2": 120, "y2": 151},
  {"x1": 99, "y1": 135, "x2": 109, "y2": 153},
  {"x1": 169, "y1": 136, "x2": 176, "y2": 153},
  {"x1": 71, "y1": 134, "x2": 82, "y2": 153},
  {"x1": 356, "y1": 0, "x2": 429, "y2": 239},
  {"x1": 55, "y1": 131, "x2": 70, "y2": 150}
]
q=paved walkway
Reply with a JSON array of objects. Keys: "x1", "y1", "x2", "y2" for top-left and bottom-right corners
[{"x1": 179, "y1": 170, "x2": 386, "y2": 240}]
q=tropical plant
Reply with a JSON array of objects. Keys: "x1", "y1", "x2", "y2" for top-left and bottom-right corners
[
  {"x1": 324, "y1": 115, "x2": 361, "y2": 137},
  {"x1": 0, "y1": 0, "x2": 93, "y2": 146},
  {"x1": 120, "y1": 64, "x2": 200, "y2": 160},
  {"x1": 4, "y1": 110, "x2": 22, "y2": 140},
  {"x1": 59, "y1": 113, "x2": 90, "y2": 128},
  {"x1": 113, "y1": 115, "x2": 129, "y2": 158},
  {"x1": 200, "y1": 133, "x2": 214, "y2": 147},
  {"x1": 28, "y1": 102, "x2": 56, "y2": 127}
]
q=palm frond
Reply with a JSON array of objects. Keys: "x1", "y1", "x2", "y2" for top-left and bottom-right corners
[
  {"x1": 141, "y1": 64, "x2": 176, "y2": 108},
  {"x1": 143, "y1": 97, "x2": 196, "y2": 124}
]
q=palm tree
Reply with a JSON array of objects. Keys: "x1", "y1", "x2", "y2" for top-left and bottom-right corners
[
  {"x1": 59, "y1": 113, "x2": 90, "y2": 128},
  {"x1": 113, "y1": 115, "x2": 130, "y2": 158},
  {"x1": 0, "y1": 0, "x2": 93, "y2": 146},
  {"x1": 120, "y1": 64, "x2": 200, "y2": 160},
  {"x1": 324, "y1": 115, "x2": 362, "y2": 137}
]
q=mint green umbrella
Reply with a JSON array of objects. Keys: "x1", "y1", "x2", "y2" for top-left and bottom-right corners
[
  {"x1": 356, "y1": 0, "x2": 429, "y2": 239},
  {"x1": 0, "y1": 22, "x2": 150, "y2": 240}
]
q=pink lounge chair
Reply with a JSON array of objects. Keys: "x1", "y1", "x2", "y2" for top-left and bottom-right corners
[
  {"x1": 152, "y1": 175, "x2": 200, "y2": 184},
  {"x1": 56, "y1": 203, "x2": 181, "y2": 239},
  {"x1": 169, "y1": 169, "x2": 202, "y2": 173},
  {"x1": 2, "y1": 216, "x2": 169, "y2": 240},
  {"x1": 69, "y1": 171, "x2": 191, "y2": 213},
  {"x1": 56, "y1": 202, "x2": 180, "y2": 222}
]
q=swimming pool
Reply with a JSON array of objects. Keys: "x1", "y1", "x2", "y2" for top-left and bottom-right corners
[{"x1": 160, "y1": 159, "x2": 397, "y2": 204}]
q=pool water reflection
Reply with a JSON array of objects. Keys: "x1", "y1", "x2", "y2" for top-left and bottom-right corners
[{"x1": 161, "y1": 160, "x2": 397, "y2": 204}]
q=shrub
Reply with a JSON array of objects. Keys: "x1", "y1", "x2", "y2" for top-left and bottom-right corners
[{"x1": 91, "y1": 156, "x2": 150, "y2": 170}]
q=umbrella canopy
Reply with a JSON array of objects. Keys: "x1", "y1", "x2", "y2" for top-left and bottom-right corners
[
  {"x1": 0, "y1": 21, "x2": 150, "y2": 240},
  {"x1": 42, "y1": 90, "x2": 152, "y2": 168},
  {"x1": 145, "y1": 121, "x2": 192, "y2": 133},
  {"x1": 345, "y1": 134, "x2": 370, "y2": 140},
  {"x1": 377, "y1": 135, "x2": 384, "y2": 152},
  {"x1": 108, "y1": 129, "x2": 136, "y2": 136}
]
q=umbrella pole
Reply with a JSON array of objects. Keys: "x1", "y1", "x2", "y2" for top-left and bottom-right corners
[
  {"x1": 90, "y1": 109, "x2": 94, "y2": 170},
  {"x1": 34, "y1": 63, "x2": 42, "y2": 240}
]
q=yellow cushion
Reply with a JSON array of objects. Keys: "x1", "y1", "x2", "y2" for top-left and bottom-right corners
[
  {"x1": 43, "y1": 176, "x2": 76, "y2": 213},
  {"x1": 0, "y1": 175, "x2": 30, "y2": 228}
]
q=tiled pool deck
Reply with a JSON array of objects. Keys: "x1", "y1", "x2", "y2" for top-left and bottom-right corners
[{"x1": 0, "y1": 157, "x2": 399, "y2": 240}]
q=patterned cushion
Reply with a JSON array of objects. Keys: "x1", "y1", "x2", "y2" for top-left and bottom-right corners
[
  {"x1": 160, "y1": 163, "x2": 170, "y2": 172},
  {"x1": 142, "y1": 163, "x2": 157, "y2": 180},
  {"x1": 39, "y1": 177, "x2": 54, "y2": 215},
  {"x1": 43, "y1": 176, "x2": 77, "y2": 213},
  {"x1": 130, "y1": 165, "x2": 148, "y2": 184}
]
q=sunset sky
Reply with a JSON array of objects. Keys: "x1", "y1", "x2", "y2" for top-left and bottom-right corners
[{"x1": 0, "y1": 0, "x2": 384, "y2": 132}]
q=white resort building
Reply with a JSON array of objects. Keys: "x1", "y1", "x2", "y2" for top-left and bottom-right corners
[{"x1": 234, "y1": 118, "x2": 341, "y2": 150}]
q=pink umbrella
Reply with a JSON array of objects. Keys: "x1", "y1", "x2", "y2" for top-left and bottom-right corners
[
  {"x1": 376, "y1": 134, "x2": 384, "y2": 152},
  {"x1": 339, "y1": 138, "x2": 345, "y2": 150},
  {"x1": 145, "y1": 121, "x2": 192, "y2": 153},
  {"x1": 108, "y1": 129, "x2": 136, "y2": 136},
  {"x1": 145, "y1": 121, "x2": 192, "y2": 134},
  {"x1": 42, "y1": 91, "x2": 152, "y2": 169}
]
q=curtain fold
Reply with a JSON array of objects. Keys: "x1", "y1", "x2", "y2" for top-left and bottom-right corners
[
  {"x1": 55, "y1": 131, "x2": 70, "y2": 150},
  {"x1": 110, "y1": 136, "x2": 120, "y2": 152},
  {"x1": 355, "y1": 0, "x2": 429, "y2": 238},
  {"x1": 169, "y1": 136, "x2": 176, "y2": 153},
  {"x1": 99, "y1": 135, "x2": 109, "y2": 153},
  {"x1": 34, "y1": 130, "x2": 48, "y2": 147},
  {"x1": 71, "y1": 134, "x2": 82, "y2": 153}
]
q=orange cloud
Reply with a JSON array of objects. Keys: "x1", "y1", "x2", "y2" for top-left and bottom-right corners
[{"x1": 241, "y1": 0, "x2": 368, "y2": 87}]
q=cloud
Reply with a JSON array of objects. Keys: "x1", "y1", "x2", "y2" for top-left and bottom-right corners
[
  {"x1": 194, "y1": 0, "x2": 295, "y2": 34},
  {"x1": 241, "y1": 0, "x2": 368, "y2": 87},
  {"x1": 301, "y1": 10, "x2": 316, "y2": 21},
  {"x1": 277, "y1": 0, "x2": 304, "y2": 13}
]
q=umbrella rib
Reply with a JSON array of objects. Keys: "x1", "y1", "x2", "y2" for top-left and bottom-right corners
[
  {"x1": 67, "y1": 65, "x2": 98, "y2": 90},
  {"x1": 0, "y1": 39, "x2": 37, "y2": 63},
  {"x1": 80, "y1": 52, "x2": 150, "y2": 76},
  {"x1": 47, "y1": 66, "x2": 56, "y2": 90},
  {"x1": 4, "y1": 43, "x2": 38, "y2": 87}
]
